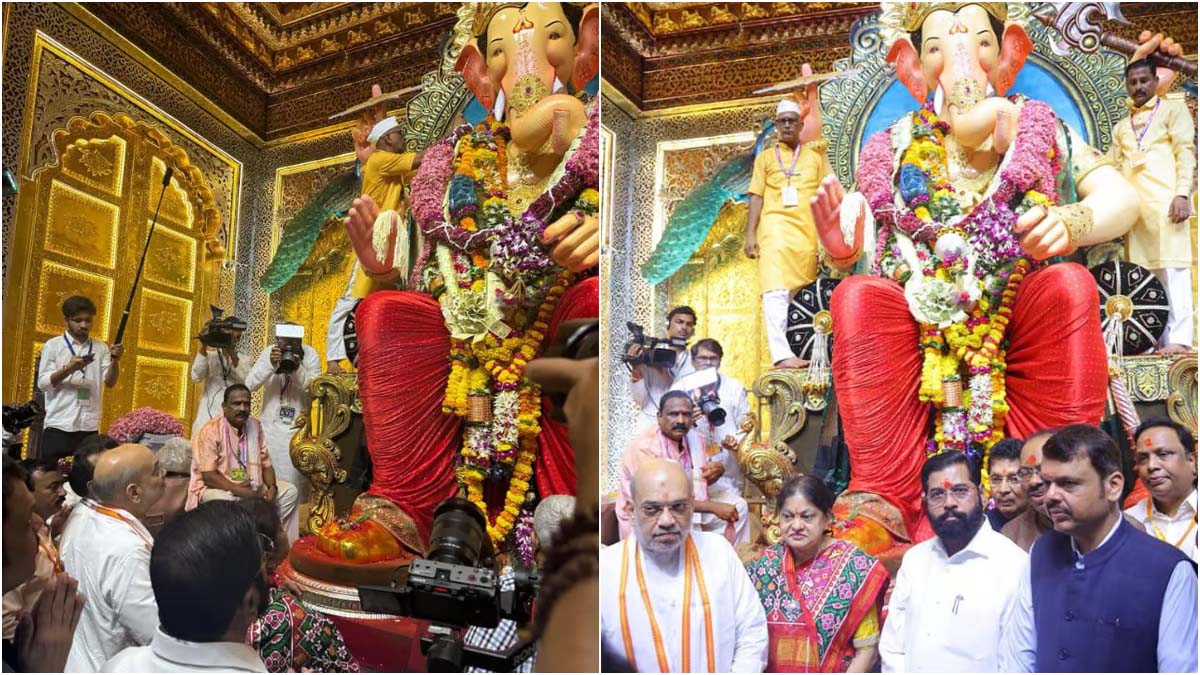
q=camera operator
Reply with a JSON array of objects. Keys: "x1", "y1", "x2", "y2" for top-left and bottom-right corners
[
  {"x1": 687, "y1": 338, "x2": 750, "y2": 544},
  {"x1": 246, "y1": 324, "x2": 320, "y2": 504},
  {"x1": 628, "y1": 306, "x2": 697, "y2": 430},
  {"x1": 189, "y1": 316, "x2": 251, "y2": 437}
]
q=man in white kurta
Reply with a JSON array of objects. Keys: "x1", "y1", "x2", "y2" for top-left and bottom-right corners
[
  {"x1": 689, "y1": 339, "x2": 751, "y2": 543},
  {"x1": 1108, "y1": 60, "x2": 1196, "y2": 352},
  {"x1": 879, "y1": 451, "x2": 1027, "y2": 672},
  {"x1": 245, "y1": 337, "x2": 321, "y2": 503},
  {"x1": 60, "y1": 444, "x2": 165, "y2": 672},
  {"x1": 1123, "y1": 419, "x2": 1198, "y2": 562},
  {"x1": 628, "y1": 307, "x2": 696, "y2": 431},
  {"x1": 602, "y1": 459, "x2": 768, "y2": 672},
  {"x1": 189, "y1": 326, "x2": 252, "y2": 437}
]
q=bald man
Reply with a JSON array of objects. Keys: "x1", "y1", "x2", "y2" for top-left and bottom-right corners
[
  {"x1": 601, "y1": 459, "x2": 768, "y2": 672},
  {"x1": 60, "y1": 443, "x2": 165, "y2": 671}
]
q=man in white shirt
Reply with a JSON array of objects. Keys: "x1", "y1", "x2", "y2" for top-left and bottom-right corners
[
  {"x1": 688, "y1": 339, "x2": 751, "y2": 541},
  {"x1": 880, "y1": 451, "x2": 1027, "y2": 672},
  {"x1": 190, "y1": 317, "x2": 252, "y2": 437},
  {"x1": 36, "y1": 295, "x2": 123, "y2": 460},
  {"x1": 245, "y1": 327, "x2": 321, "y2": 504},
  {"x1": 601, "y1": 458, "x2": 768, "y2": 672},
  {"x1": 60, "y1": 443, "x2": 165, "y2": 672},
  {"x1": 1124, "y1": 417, "x2": 1197, "y2": 562},
  {"x1": 103, "y1": 501, "x2": 268, "y2": 672},
  {"x1": 628, "y1": 306, "x2": 697, "y2": 431}
]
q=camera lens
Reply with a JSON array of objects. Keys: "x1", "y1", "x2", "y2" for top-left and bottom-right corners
[{"x1": 426, "y1": 498, "x2": 489, "y2": 567}]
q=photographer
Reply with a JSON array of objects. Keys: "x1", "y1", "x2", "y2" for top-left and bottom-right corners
[
  {"x1": 687, "y1": 339, "x2": 750, "y2": 544},
  {"x1": 628, "y1": 306, "x2": 697, "y2": 430},
  {"x1": 189, "y1": 315, "x2": 251, "y2": 437},
  {"x1": 245, "y1": 325, "x2": 320, "y2": 504}
]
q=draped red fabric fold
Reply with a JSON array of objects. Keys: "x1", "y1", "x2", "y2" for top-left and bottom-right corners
[
  {"x1": 831, "y1": 264, "x2": 1108, "y2": 543},
  {"x1": 356, "y1": 291, "x2": 459, "y2": 542},
  {"x1": 537, "y1": 275, "x2": 600, "y2": 497}
]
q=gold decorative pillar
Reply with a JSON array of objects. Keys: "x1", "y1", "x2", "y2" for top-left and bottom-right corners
[{"x1": 290, "y1": 373, "x2": 357, "y2": 533}]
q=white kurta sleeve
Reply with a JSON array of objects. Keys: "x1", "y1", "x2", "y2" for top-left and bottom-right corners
[
  {"x1": 37, "y1": 343, "x2": 61, "y2": 392},
  {"x1": 878, "y1": 554, "x2": 911, "y2": 672},
  {"x1": 729, "y1": 547, "x2": 769, "y2": 673},
  {"x1": 998, "y1": 553, "x2": 1037, "y2": 672},
  {"x1": 245, "y1": 346, "x2": 274, "y2": 392},
  {"x1": 1156, "y1": 560, "x2": 1199, "y2": 673},
  {"x1": 190, "y1": 351, "x2": 209, "y2": 383},
  {"x1": 115, "y1": 547, "x2": 158, "y2": 646}
]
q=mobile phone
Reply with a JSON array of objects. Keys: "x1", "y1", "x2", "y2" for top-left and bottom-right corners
[{"x1": 81, "y1": 354, "x2": 96, "y2": 363}]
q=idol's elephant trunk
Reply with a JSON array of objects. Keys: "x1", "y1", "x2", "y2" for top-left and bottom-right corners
[
  {"x1": 508, "y1": 93, "x2": 588, "y2": 155},
  {"x1": 938, "y1": 31, "x2": 1011, "y2": 152}
]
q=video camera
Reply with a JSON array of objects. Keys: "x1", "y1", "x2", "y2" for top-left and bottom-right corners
[
  {"x1": 197, "y1": 306, "x2": 247, "y2": 349},
  {"x1": 274, "y1": 324, "x2": 304, "y2": 374},
  {"x1": 357, "y1": 498, "x2": 540, "y2": 671},
  {"x1": 622, "y1": 322, "x2": 685, "y2": 369},
  {"x1": 2, "y1": 401, "x2": 39, "y2": 435}
]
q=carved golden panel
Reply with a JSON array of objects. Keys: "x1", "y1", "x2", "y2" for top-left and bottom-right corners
[
  {"x1": 150, "y1": 157, "x2": 195, "y2": 229},
  {"x1": 34, "y1": 263, "x2": 114, "y2": 342},
  {"x1": 144, "y1": 224, "x2": 197, "y2": 293},
  {"x1": 132, "y1": 356, "x2": 189, "y2": 419},
  {"x1": 44, "y1": 179, "x2": 120, "y2": 269},
  {"x1": 60, "y1": 135, "x2": 126, "y2": 197},
  {"x1": 136, "y1": 289, "x2": 193, "y2": 355}
]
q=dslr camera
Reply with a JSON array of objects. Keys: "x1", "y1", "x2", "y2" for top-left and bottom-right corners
[
  {"x1": 274, "y1": 324, "x2": 304, "y2": 374},
  {"x1": 358, "y1": 498, "x2": 539, "y2": 671},
  {"x1": 696, "y1": 382, "x2": 726, "y2": 427},
  {"x1": 197, "y1": 306, "x2": 247, "y2": 349},
  {"x1": 623, "y1": 322, "x2": 684, "y2": 369},
  {"x1": 674, "y1": 368, "x2": 727, "y2": 428}
]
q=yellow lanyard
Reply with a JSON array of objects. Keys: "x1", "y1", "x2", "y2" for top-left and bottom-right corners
[
  {"x1": 618, "y1": 537, "x2": 715, "y2": 672},
  {"x1": 1146, "y1": 499, "x2": 1198, "y2": 549}
]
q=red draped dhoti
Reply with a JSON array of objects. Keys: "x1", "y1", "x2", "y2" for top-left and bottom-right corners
[
  {"x1": 831, "y1": 263, "x2": 1109, "y2": 541},
  {"x1": 355, "y1": 276, "x2": 599, "y2": 540}
]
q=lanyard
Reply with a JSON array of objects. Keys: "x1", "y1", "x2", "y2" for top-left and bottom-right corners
[
  {"x1": 661, "y1": 432, "x2": 692, "y2": 473},
  {"x1": 37, "y1": 530, "x2": 63, "y2": 574},
  {"x1": 223, "y1": 417, "x2": 249, "y2": 472},
  {"x1": 618, "y1": 537, "x2": 715, "y2": 672},
  {"x1": 1134, "y1": 98, "x2": 1161, "y2": 151},
  {"x1": 63, "y1": 333, "x2": 93, "y2": 358},
  {"x1": 83, "y1": 499, "x2": 152, "y2": 547},
  {"x1": 1146, "y1": 498, "x2": 1198, "y2": 548},
  {"x1": 774, "y1": 143, "x2": 801, "y2": 183}
]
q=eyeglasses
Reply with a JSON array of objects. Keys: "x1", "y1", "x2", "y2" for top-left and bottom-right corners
[
  {"x1": 693, "y1": 355, "x2": 720, "y2": 365},
  {"x1": 640, "y1": 501, "x2": 689, "y2": 518},
  {"x1": 926, "y1": 484, "x2": 975, "y2": 505},
  {"x1": 989, "y1": 475, "x2": 1022, "y2": 487},
  {"x1": 1016, "y1": 465, "x2": 1041, "y2": 480}
]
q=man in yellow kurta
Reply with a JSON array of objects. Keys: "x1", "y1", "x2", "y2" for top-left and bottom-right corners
[
  {"x1": 1109, "y1": 59, "x2": 1196, "y2": 353},
  {"x1": 325, "y1": 116, "x2": 425, "y2": 372},
  {"x1": 745, "y1": 96, "x2": 832, "y2": 368}
]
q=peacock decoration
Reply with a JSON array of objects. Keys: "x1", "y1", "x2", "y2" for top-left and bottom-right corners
[{"x1": 259, "y1": 169, "x2": 362, "y2": 293}]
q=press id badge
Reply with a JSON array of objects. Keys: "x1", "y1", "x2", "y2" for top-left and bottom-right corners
[
  {"x1": 781, "y1": 184, "x2": 800, "y2": 207},
  {"x1": 230, "y1": 466, "x2": 248, "y2": 482},
  {"x1": 75, "y1": 387, "x2": 92, "y2": 405},
  {"x1": 279, "y1": 406, "x2": 297, "y2": 423}
]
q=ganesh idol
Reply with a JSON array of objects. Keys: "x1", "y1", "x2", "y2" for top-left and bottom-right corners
[
  {"x1": 806, "y1": 2, "x2": 1145, "y2": 541},
  {"x1": 327, "y1": 1, "x2": 600, "y2": 558}
]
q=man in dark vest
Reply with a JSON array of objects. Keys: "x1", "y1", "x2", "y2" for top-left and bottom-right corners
[{"x1": 999, "y1": 425, "x2": 1197, "y2": 672}]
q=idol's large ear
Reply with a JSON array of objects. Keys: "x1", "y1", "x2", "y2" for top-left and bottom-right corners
[
  {"x1": 887, "y1": 37, "x2": 928, "y2": 103},
  {"x1": 455, "y1": 43, "x2": 496, "y2": 112},
  {"x1": 994, "y1": 23, "x2": 1033, "y2": 96},
  {"x1": 571, "y1": 3, "x2": 600, "y2": 90}
]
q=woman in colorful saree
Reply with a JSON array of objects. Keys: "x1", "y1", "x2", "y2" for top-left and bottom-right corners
[{"x1": 745, "y1": 475, "x2": 889, "y2": 672}]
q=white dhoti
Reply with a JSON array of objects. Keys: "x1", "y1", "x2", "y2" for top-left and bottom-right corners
[
  {"x1": 1152, "y1": 267, "x2": 1196, "y2": 348},
  {"x1": 763, "y1": 288, "x2": 795, "y2": 365},
  {"x1": 697, "y1": 485, "x2": 750, "y2": 545}
]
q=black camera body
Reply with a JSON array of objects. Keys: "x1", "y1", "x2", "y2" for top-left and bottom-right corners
[
  {"x1": 623, "y1": 322, "x2": 683, "y2": 368},
  {"x1": 696, "y1": 382, "x2": 726, "y2": 427},
  {"x1": 276, "y1": 339, "x2": 303, "y2": 374},
  {"x1": 197, "y1": 306, "x2": 247, "y2": 349},
  {"x1": 2, "y1": 401, "x2": 39, "y2": 434}
]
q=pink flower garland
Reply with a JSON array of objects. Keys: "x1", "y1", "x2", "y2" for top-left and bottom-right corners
[{"x1": 107, "y1": 407, "x2": 184, "y2": 443}]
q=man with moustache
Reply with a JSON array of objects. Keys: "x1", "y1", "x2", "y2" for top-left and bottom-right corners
[
  {"x1": 1124, "y1": 417, "x2": 1197, "y2": 561},
  {"x1": 601, "y1": 459, "x2": 768, "y2": 672},
  {"x1": 616, "y1": 391, "x2": 746, "y2": 543},
  {"x1": 2, "y1": 459, "x2": 69, "y2": 642},
  {"x1": 1000, "y1": 425, "x2": 1197, "y2": 672},
  {"x1": 187, "y1": 384, "x2": 299, "y2": 542},
  {"x1": 984, "y1": 439, "x2": 1028, "y2": 531},
  {"x1": 879, "y1": 451, "x2": 1026, "y2": 672}
]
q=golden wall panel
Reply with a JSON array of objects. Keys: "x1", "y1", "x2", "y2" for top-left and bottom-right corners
[
  {"x1": 144, "y1": 224, "x2": 197, "y2": 293},
  {"x1": 136, "y1": 289, "x2": 193, "y2": 355},
  {"x1": 44, "y1": 179, "x2": 119, "y2": 269},
  {"x1": 35, "y1": 262, "x2": 114, "y2": 342},
  {"x1": 131, "y1": 355, "x2": 189, "y2": 419},
  {"x1": 60, "y1": 135, "x2": 126, "y2": 197},
  {"x1": 150, "y1": 157, "x2": 195, "y2": 228}
]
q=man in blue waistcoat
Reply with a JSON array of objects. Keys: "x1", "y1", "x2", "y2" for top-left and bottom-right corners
[{"x1": 999, "y1": 425, "x2": 1197, "y2": 672}]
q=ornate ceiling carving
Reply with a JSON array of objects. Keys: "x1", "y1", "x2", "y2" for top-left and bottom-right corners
[{"x1": 80, "y1": 2, "x2": 459, "y2": 142}]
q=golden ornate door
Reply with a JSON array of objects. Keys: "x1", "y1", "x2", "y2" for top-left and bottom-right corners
[{"x1": 4, "y1": 112, "x2": 223, "y2": 436}]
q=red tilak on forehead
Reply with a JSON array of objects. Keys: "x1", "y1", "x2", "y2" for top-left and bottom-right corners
[
  {"x1": 942, "y1": 479, "x2": 953, "y2": 489},
  {"x1": 1025, "y1": 455, "x2": 1038, "y2": 465},
  {"x1": 1143, "y1": 437, "x2": 1154, "y2": 447}
]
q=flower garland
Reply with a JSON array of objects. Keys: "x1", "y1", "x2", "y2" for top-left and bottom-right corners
[
  {"x1": 861, "y1": 98, "x2": 1061, "y2": 462},
  {"x1": 107, "y1": 407, "x2": 184, "y2": 443},
  {"x1": 411, "y1": 101, "x2": 599, "y2": 546}
]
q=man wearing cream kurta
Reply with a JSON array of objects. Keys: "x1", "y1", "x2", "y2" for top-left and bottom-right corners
[
  {"x1": 602, "y1": 459, "x2": 768, "y2": 672},
  {"x1": 1109, "y1": 59, "x2": 1196, "y2": 353},
  {"x1": 745, "y1": 95, "x2": 832, "y2": 368}
]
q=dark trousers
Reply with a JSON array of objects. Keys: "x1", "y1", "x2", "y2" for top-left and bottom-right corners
[{"x1": 40, "y1": 427, "x2": 97, "y2": 461}]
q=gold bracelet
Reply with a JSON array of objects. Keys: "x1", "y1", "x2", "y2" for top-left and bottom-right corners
[{"x1": 1051, "y1": 203, "x2": 1095, "y2": 246}]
